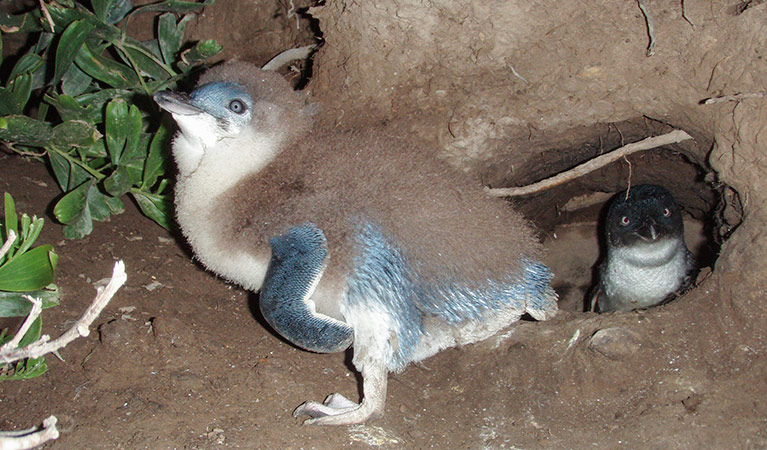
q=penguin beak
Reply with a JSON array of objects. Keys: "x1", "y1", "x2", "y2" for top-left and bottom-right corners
[
  {"x1": 154, "y1": 91, "x2": 203, "y2": 116},
  {"x1": 636, "y1": 220, "x2": 658, "y2": 242}
]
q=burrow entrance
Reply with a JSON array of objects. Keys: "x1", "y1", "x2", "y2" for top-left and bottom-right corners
[{"x1": 497, "y1": 119, "x2": 744, "y2": 312}]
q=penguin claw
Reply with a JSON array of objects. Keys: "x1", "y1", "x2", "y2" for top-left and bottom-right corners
[{"x1": 293, "y1": 393, "x2": 359, "y2": 420}]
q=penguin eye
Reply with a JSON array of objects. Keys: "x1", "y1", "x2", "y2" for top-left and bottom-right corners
[
  {"x1": 620, "y1": 216, "x2": 630, "y2": 226},
  {"x1": 663, "y1": 208, "x2": 671, "y2": 217},
  {"x1": 229, "y1": 99, "x2": 246, "y2": 114}
]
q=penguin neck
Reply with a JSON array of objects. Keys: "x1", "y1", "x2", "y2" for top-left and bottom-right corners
[
  {"x1": 609, "y1": 237, "x2": 683, "y2": 268},
  {"x1": 175, "y1": 126, "x2": 283, "y2": 202}
]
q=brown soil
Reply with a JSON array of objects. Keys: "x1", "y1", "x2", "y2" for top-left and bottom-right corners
[{"x1": 2, "y1": 0, "x2": 767, "y2": 448}]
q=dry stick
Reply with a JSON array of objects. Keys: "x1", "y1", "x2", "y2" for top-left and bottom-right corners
[
  {"x1": 0, "y1": 416, "x2": 59, "y2": 450},
  {"x1": 38, "y1": 0, "x2": 55, "y2": 32},
  {"x1": 0, "y1": 262, "x2": 125, "y2": 449},
  {"x1": 0, "y1": 296, "x2": 42, "y2": 354},
  {"x1": 261, "y1": 45, "x2": 317, "y2": 72},
  {"x1": 703, "y1": 91, "x2": 767, "y2": 104},
  {"x1": 485, "y1": 129, "x2": 694, "y2": 197},
  {"x1": 0, "y1": 229, "x2": 16, "y2": 261},
  {"x1": 0, "y1": 261, "x2": 127, "y2": 364},
  {"x1": 624, "y1": 155, "x2": 633, "y2": 200},
  {"x1": 637, "y1": 0, "x2": 656, "y2": 57}
]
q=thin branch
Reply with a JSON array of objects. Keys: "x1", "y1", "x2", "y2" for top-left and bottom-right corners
[
  {"x1": 0, "y1": 296, "x2": 42, "y2": 353},
  {"x1": 624, "y1": 155, "x2": 633, "y2": 200},
  {"x1": 702, "y1": 91, "x2": 767, "y2": 105},
  {"x1": 681, "y1": 0, "x2": 695, "y2": 27},
  {"x1": 637, "y1": 0, "x2": 657, "y2": 57},
  {"x1": 38, "y1": 0, "x2": 55, "y2": 33},
  {"x1": 262, "y1": 45, "x2": 317, "y2": 72},
  {"x1": 0, "y1": 261, "x2": 127, "y2": 364},
  {"x1": 0, "y1": 230, "x2": 16, "y2": 261},
  {"x1": 507, "y1": 64, "x2": 529, "y2": 84},
  {"x1": 0, "y1": 415, "x2": 59, "y2": 450},
  {"x1": 485, "y1": 129, "x2": 693, "y2": 197}
]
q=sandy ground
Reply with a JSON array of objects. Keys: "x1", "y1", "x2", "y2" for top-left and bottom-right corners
[{"x1": 2, "y1": 155, "x2": 766, "y2": 449}]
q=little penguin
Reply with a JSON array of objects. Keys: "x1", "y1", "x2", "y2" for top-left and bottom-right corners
[
  {"x1": 154, "y1": 61, "x2": 558, "y2": 425},
  {"x1": 594, "y1": 184, "x2": 696, "y2": 313}
]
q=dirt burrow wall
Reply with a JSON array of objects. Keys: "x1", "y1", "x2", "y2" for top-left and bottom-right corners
[{"x1": 306, "y1": 0, "x2": 767, "y2": 331}]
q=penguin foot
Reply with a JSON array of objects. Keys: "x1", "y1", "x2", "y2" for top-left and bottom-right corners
[
  {"x1": 293, "y1": 393, "x2": 364, "y2": 424},
  {"x1": 293, "y1": 363, "x2": 387, "y2": 425}
]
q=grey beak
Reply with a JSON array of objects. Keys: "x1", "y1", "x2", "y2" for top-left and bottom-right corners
[{"x1": 154, "y1": 91, "x2": 203, "y2": 116}]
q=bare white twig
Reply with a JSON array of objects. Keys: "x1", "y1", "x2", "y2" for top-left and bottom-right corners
[
  {"x1": 0, "y1": 296, "x2": 42, "y2": 354},
  {"x1": 0, "y1": 261, "x2": 127, "y2": 364},
  {"x1": 508, "y1": 64, "x2": 529, "y2": 84},
  {"x1": 637, "y1": 0, "x2": 656, "y2": 56},
  {"x1": 702, "y1": 91, "x2": 767, "y2": 104},
  {"x1": 485, "y1": 130, "x2": 693, "y2": 197},
  {"x1": 0, "y1": 415, "x2": 59, "y2": 450},
  {"x1": 0, "y1": 230, "x2": 16, "y2": 262},
  {"x1": 261, "y1": 45, "x2": 317, "y2": 72},
  {"x1": 38, "y1": 0, "x2": 55, "y2": 33}
]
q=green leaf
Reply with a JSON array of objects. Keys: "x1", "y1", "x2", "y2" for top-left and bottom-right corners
[
  {"x1": 53, "y1": 181, "x2": 91, "y2": 225},
  {"x1": 105, "y1": 98, "x2": 129, "y2": 164},
  {"x1": 52, "y1": 120, "x2": 102, "y2": 148},
  {"x1": 0, "y1": 245, "x2": 56, "y2": 291},
  {"x1": 3, "y1": 192, "x2": 18, "y2": 239},
  {"x1": 92, "y1": 190, "x2": 125, "y2": 221},
  {"x1": 144, "y1": 116, "x2": 172, "y2": 188},
  {"x1": 8, "y1": 53, "x2": 45, "y2": 80},
  {"x1": 61, "y1": 63, "x2": 93, "y2": 97},
  {"x1": 15, "y1": 216, "x2": 44, "y2": 257},
  {"x1": 120, "y1": 42, "x2": 173, "y2": 81},
  {"x1": 106, "y1": 0, "x2": 133, "y2": 24},
  {"x1": 178, "y1": 39, "x2": 223, "y2": 71},
  {"x1": 48, "y1": 151, "x2": 72, "y2": 192},
  {"x1": 104, "y1": 165, "x2": 132, "y2": 197},
  {"x1": 55, "y1": 19, "x2": 97, "y2": 85},
  {"x1": 80, "y1": 139, "x2": 108, "y2": 158},
  {"x1": 0, "y1": 74, "x2": 34, "y2": 115},
  {"x1": 158, "y1": 13, "x2": 192, "y2": 66},
  {"x1": 132, "y1": 191, "x2": 174, "y2": 230},
  {"x1": 0, "y1": 9, "x2": 44, "y2": 33},
  {"x1": 0, "y1": 356, "x2": 48, "y2": 380},
  {"x1": 47, "y1": 150, "x2": 95, "y2": 192},
  {"x1": 91, "y1": 0, "x2": 111, "y2": 22},
  {"x1": 75, "y1": 88, "x2": 131, "y2": 119},
  {"x1": 45, "y1": 93, "x2": 92, "y2": 122},
  {"x1": 0, "y1": 287, "x2": 60, "y2": 318},
  {"x1": 122, "y1": 104, "x2": 144, "y2": 167},
  {"x1": 54, "y1": 181, "x2": 124, "y2": 239},
  {"x1": 75, "y1": 43, "x2": 139, "y2": 89},
  {"x1": 0, "y1": 115, "x2": 54, "y2": 148}
]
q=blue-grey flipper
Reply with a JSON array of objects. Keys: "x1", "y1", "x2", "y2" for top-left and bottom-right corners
[{"x1": 260, "y1": 223, "x2": 354, "y2": 353}]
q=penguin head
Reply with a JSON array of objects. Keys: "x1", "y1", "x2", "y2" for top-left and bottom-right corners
[
  {"x1": 605, "y1": 184, "x2": 684, "y2": 249},
  {"x1": 154, "y1": 61, "x2": 315, "y2": 175},
  {"x1": 154, "y1": 81, "x2": 255, "y2": 148}
]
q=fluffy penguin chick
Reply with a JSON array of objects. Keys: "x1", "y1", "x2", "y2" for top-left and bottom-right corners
[
  {"x1": 154, "y1": 61, "x2": 558, "y2": 425},
  {"x1": 596, "y1": 184, "x2": 696, "y2": 313}
]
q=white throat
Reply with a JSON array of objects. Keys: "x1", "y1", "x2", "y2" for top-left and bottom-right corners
[{"x1": 172, "y1": 121, "x2": 279, "y2": 200}]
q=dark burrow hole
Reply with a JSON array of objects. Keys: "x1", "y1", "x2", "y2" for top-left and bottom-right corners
[{"x1": 504, "y1": 123, "x2": 743, "y2": 313}]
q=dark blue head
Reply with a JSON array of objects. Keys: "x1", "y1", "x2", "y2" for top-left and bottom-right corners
[
  {"x1": 188, "y1": 81, "x2": 253, "y2": 124},
  {"x1": 154, "y1": 81, "x2": 254, "y2": 142},
  {"x1": 605, "y1": 184, "x2": 684, "y2": 248}
]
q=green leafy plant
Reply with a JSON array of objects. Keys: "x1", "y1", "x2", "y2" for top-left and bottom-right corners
[
  {"x1": 0, "y1": 193, "x2": 59, "y2": 380},
  {"x1": 0, "y1": 0, "x2": 222, "y2": 238}
]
